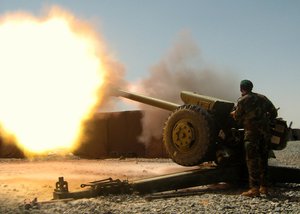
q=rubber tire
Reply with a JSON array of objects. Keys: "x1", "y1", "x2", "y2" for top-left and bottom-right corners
[{"x1": 163, "y1": 105, "x2": 216, "y2": 166}]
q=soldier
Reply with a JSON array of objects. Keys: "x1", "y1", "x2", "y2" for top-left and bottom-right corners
[{"x1": 231, "y1": 80, "x2": 277, "y2": 197}]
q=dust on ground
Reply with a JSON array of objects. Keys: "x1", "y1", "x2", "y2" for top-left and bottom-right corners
[{"x1": 0, "y1": 157, "x2": 192, "y2": 204}]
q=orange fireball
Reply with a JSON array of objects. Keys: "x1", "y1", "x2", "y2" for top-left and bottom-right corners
[{"x1": 0, "y1": 7, "x2": 105, "y2": 155}]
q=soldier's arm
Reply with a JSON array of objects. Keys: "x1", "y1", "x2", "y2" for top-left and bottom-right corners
[
  {"x1": 269, "y1": 103, "x2": 278, "y2": 120},
  {"x1": 233, "y1": 99, "x2": 244, "y2": 121},
  {"x1": 265, "y1": 97, "x2": 278, "y2": 120}
]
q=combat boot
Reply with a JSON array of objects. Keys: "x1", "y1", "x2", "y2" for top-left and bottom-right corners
[
  {"x1": 259, "y1": 186, "x2": 268, "y2": 195},
  {"x1": 241, "y1": 188, "x2": 260, "y2": 197}
]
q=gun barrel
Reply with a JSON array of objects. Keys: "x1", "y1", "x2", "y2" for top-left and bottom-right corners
[{"x1": 115, "y1": 89, "x2": 180, "y2": 111}]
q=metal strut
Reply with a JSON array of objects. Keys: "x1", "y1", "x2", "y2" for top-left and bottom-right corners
[
  {"x1": 52, "y1": 164, "x2": 300, "y2": 200},
  {"x1": 52, "y1": 164, "x2": 243, "y2": 200}
]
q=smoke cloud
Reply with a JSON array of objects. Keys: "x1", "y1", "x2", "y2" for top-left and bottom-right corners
[
  {"x1": 96, "y1": 57, "x2": 128, "y2": 111},
  {"x1": 133, "y1": 31, "x2": 240, "y2": 145}
]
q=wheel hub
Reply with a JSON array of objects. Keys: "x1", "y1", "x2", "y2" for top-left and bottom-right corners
[{"x1": 172, "y1": 121, "x2": 195, "y2": 152}]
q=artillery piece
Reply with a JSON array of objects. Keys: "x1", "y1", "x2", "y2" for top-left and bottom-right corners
[
  {"x1": 51, "y1": 89, "x2": 296, "y2": 201},
  {"x1": 114, "y1": 89, "x2": 289, "y2": 166}
]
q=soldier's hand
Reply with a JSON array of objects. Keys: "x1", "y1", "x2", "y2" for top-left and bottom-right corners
[{"x1": 230, "y1": 110, "x2": 236, "y2": 120}]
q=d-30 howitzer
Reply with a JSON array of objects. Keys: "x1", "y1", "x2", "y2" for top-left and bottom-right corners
[
  {"x1": 50, "y1": 89, "x2": 297, "y2": 201},
  {"x1": 114, "y1": 88, "x2": 290, "y2": 167},
  {"x1": 52, "y1": 87, "x2": 297, "y2": 200}
]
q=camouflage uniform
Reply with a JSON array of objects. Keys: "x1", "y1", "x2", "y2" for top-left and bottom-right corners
[{"x1": 235, "y1": 92, "x2": 277, "y2": 188}]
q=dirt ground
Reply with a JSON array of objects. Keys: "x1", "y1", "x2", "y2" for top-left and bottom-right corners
[
  {"x1": 0, "y1": 157, "x2": 195, "y2": 205},
  {"x1": 1, "y1": 141, "x2": 299, "y2": 212}
]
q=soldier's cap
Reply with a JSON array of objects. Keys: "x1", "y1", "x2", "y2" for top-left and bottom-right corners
[{"x1": 240, "y1": 79, "x2": 253, "y2": 92}]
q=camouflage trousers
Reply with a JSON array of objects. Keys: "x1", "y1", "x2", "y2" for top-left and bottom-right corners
[{"x1": 244, "y1": 130, "x2": 270, "y2": 188}]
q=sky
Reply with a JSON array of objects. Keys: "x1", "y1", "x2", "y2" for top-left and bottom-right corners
[{"x1": 0, "y1": 0, "x2": 300, "y2": 127}]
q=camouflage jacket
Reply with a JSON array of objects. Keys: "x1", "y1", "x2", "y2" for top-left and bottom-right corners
[{"x1": 234, "y1": 92, "x2": 277, "y2": 131}]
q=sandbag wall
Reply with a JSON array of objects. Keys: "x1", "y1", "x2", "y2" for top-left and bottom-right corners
[
  {"x1": 0, "y1": 110, "x2": 168, "y2": 158},
  {"x1": 73, "y1": 110, "x2": 168, "y2": 158},
  {"x1": 0, "y1": 139, "x2": 25, "y2": 158}
]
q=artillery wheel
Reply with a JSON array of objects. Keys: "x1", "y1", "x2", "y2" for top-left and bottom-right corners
[{"x1": 163, "y1": 105, "x2": 216, "y2": 166}]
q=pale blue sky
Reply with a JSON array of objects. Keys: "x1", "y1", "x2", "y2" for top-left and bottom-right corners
[{"x1": 1, "y1": 0, "x2": 300, "y2": 126}]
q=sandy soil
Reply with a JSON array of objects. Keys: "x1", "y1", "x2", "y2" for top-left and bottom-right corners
[{"x1": 0, "y1": 157, "x2": 193, "y2": 204}]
